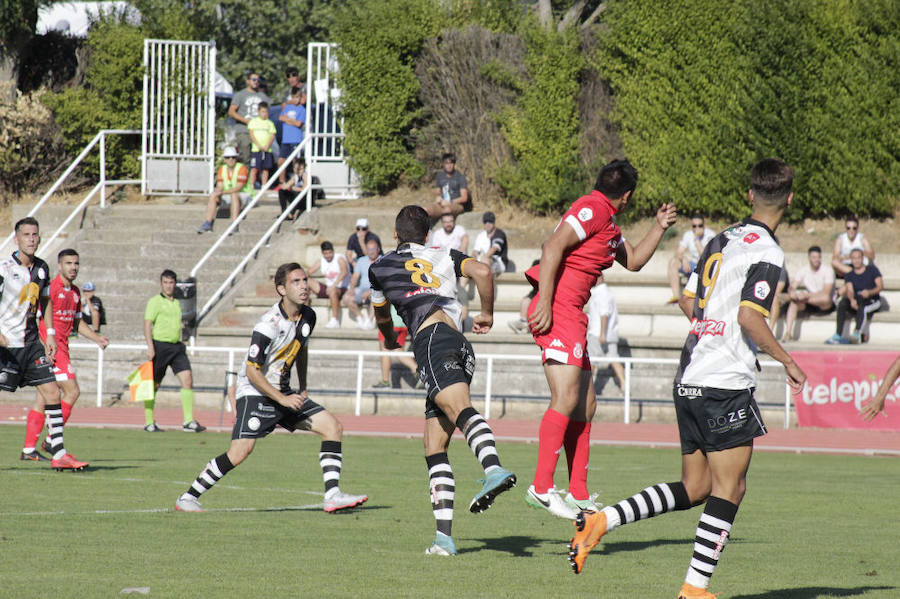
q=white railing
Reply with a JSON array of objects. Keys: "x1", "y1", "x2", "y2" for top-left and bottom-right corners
[
  {"x1": 188, "y1": 137, "x2": 316, "y2": 324},
  {"x1": 0, "y1": 129, "x2": 140, "y2": 254},
  {"x1": 68, "y1": 342, "x2": 793, "y2": 427}
]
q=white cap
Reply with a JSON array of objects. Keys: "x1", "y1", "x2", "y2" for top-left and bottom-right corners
[
  {"x1": 222, "y1": 146, "x2": 238, "y2": 158},
  {"x1": 355, "y1": 218, "x2": 369, "y2": 228}
]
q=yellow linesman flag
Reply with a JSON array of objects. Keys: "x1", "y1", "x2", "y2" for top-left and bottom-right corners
[{"x1": 128, "y1": 361, "x2": 156, "y2": 402}]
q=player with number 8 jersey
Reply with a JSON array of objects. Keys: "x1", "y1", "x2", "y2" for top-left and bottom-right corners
[{"x1": 369, "y1": 205, "x2": 517, "y2": 557}]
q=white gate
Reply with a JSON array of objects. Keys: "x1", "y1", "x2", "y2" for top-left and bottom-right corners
[
  {"x1": 141, "y1": 39, "x2": 216, "y2": 196},
  {"x1": 307, "y1": 42, "x2": 360, "y2": 199}
]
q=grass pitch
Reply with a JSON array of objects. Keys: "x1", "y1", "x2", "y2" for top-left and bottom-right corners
[{"x1": 1, "y1": 426, "x2": 898, "y2": 598}]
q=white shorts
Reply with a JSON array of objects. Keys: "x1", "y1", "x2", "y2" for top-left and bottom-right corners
[{"x1": 588, "y1": 336, "x2": 619, "y2": 361}]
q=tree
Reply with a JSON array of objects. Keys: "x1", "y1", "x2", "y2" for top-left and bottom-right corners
[{"x1": 0, "y1": 0, "x2": 40, "y2": 99}]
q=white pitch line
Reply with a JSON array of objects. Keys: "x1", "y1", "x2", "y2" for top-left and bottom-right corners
[{"x1": 0, "y1": 504, "x2": 326, "y2": 517}]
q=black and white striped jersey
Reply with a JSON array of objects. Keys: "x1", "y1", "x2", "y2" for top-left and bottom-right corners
[
  {"x1": 236, "y1": 302, "x2": 316, "y2": 397},
  {"x1": 675, "y1": 218, "x2": 784, "y2": 390},
  {"x1": 0, "y1": 252, "x2": 51, "y2": 347},
  {"x1": 368, "y1": 242, "x2": 472, "y2": 337}
]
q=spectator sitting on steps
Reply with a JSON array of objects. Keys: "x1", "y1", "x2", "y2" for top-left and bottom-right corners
[
  {"x1": 780, "y1": 245, "x2": 834, "y2": 342},
  {"x1": 831, "y1": 216, "x2": 875, "y2": 278},
  {"x1": 666, "y1": 214, "x2": 715, "y2": 304},
  {"x1": 825, "y1": 249, "x2": 882, "y2": 345},
  {"x1": 307, "y1": 241, "x2": 350, "y2": 329},
  {"x1": 345, "y1": 218, "x2": 382, "y2": 271},
  {"x1": 424, "y1": 153, "x2": 471, "y2": 218},
  {"x1": 198, "y1": 147, "x2": 251, "y2": 234}
]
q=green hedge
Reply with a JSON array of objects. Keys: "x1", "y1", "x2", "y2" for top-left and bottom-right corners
[
  {"x1": 494, "y1": 19, "x2": 587, "y2": 213},
  {"x1": 595, "y1": 0, "x2": 900, "y2": 220}
]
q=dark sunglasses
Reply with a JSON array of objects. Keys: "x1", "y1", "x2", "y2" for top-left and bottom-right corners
[
  {"x1": 692, "y1": 224, "x2": 704, "y2": 228},
  {"x1": 356, "y1": 226, "x2": 368, "y2": 231},
  {"x1": 250, "y1": 77, "x2": 259, "y2": 81}
]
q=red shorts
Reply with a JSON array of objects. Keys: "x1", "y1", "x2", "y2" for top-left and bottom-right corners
[
  {"x1": 528, "y1": 294, "x2": 591, "y2": 370},
  {"x1": 378, "y1": 327, "x2": 408, "y2": 347},
  {"x1": 52, "y1": 347, "x2": 76, "y2": 381}
]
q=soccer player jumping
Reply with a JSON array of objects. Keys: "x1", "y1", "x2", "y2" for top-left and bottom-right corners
[
  {"x1": 369, "y1": 205, "x2": 516, "y2": 556},
  {"x1": 525, "y1": 160, "x2": 676, "y2": 519},
  {"x1": 567, "y1": 159, "x2": 806, "y2": 599}
]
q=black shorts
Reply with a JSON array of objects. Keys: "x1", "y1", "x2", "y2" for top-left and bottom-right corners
[
  {"x1": 0, "y1": 343, "x2": 55, "y2": 391},
  {"x1": 673, "y1": 384, "x2": 767, "y2": 454},
  {"x1": 412, "y1": 322, "x2": 475, "y2": 417},
  {"x1": 232, "y1": 395, "x2": 325, "y2": 439},
  {"x1": 249, "y1": 151, "x2": 275, "y2": 170},
  {"x1": 152, "y1": 340, "x2": 191, "y2": 384}
]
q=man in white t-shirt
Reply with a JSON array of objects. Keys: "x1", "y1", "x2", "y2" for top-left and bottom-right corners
[
  {"x1": 586, "y1": 274, "x2": 624, "y2": 390},
  {"x1": 430, "y1": 213, "x2": 468, "y2": 253},
  {"x1": 831, "y1": 216, "x2": 875, "y2": 278},
  {"x1": 307, "y1": 241, "x2": 349, "y2": 329},
  {"x1": 782, "y1": 245, "x2": 835, "y2": 342},
  {"x1": 667, "y1": 214, "x2": 715, "y2": 303}
]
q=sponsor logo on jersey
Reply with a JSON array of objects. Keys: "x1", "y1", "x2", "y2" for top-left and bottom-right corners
[
  {"x1": 677, "y1": 385, "x2": 704, "y2": 398},
  {"x1": 573, "y1": 343, "x2": 583, "y2": 359},
  {"x1": 688, "y1": 318, "x2": 726, "y2": 337},
  {"x1": 754, "y1": 281, "x2": 771, "y2": 300},
  {"x1": 300, "y1": 322, "x2": 311, "y2": 338},
  {"x1": 707, "y1": 408, "x2": 748, "y2": 430},
  {"x1": 549, "y1": 338, "x2": 566, "y2": 349},
  {"x1": 743, "y1": 232, "x2": 760, "y2": 244},
  {"x1": 404, "y1": 286, "x2": 437, "y2": 299},
  {"x1": 577, "y1": 207, "x2": 593, "y2": 222}
]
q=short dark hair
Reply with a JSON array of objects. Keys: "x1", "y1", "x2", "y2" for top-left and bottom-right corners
[
  {"x1": 57, "y1": 248, "x2": 78, "y2": 261},
  {"x1": 160, "y1": 269, "x2": 177, "y2": 281},
  {"x1": 750, "y1": 158, "x2": 794, "y2": 204},
  {"x1": 441, "y1": 152, "x2": 456, "y2": 163},
  {"x1": 691, "y1": 213, "x2": 704, "y2": 222},
  {"x1": 845, "y1": 216, "x2": 859, "y2": 226},
  {"x1": 395, "y1": 205, "x2": 430, "y2": 244},
  {"x1": 274, "y1": 262, "x2": 303, "y2": 291},
  {"x1": 808, "y1": 245, "x2": 822, "y2": 254},
  {"x1": 320, "y1": 241, "x2": 334, "y2": 252},
  {"x1": 285, "y1": 66, "x2": 299, "y2": 77},
  {"x1": 258, "y1": 101, "x2": 269, "y2": 110},
  {"x1": 593, "y1": 159, "x2": 638, "y2": 198},
  {"x1": 850, "y1": 248, "x2": 864, "y2": 256},
  {"x1": 14, "y1": 217, "x2": 39, "y2": 233}
]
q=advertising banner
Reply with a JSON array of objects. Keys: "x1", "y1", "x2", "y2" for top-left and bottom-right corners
[{"x1": 792, "y1": 351, "x2": 899, "y2": 430}]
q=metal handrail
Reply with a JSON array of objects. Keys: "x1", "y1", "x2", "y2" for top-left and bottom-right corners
[
  {"x1": 68, "y1": 341, "x2": 792, "y2": 426},
  {"x1": 189, "y1": 137, "x2": 309, "y2": 279},
  {"x1": 0, "y1": 129, "x2": 140, "y2": 254}
]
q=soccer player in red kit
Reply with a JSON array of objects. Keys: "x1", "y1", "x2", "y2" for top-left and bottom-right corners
[
  {"x1": 524, "y1": 160, "x2": 676, "y2": 518},
  {"x1": 21, "y1": 249, "x2": 109, "y2": 462}
]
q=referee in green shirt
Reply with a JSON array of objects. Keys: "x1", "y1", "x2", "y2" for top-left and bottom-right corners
[{"x1": 142, "y1": 269, "x2": 205, "y2": 433}]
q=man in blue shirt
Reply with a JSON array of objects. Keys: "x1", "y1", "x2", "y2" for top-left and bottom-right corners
[
  {"x1": 826, "y1": 248, "x2": 883, "y2": 344},
  {"x1": 278, "y1": 86, "x2": 306, "y2": 189},
  {"x1": 342, "y1": 239, "x2": 378, "y2": 329}
]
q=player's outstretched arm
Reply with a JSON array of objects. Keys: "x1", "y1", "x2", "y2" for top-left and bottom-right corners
[
  {"x1": 528, "y1": 223, "x2": 580, "y2": 334},
  {"x1": 463, "y1": 259, "x2": 494, "y2": 334},
  {"x1": 860, "y1": 355, "x2": 900, "y2": 421},
  {"x1": 373, "y1": 302, "x2": 400, "y2": 349},
  {"x1": 77, "y1": 319, "x2": 109, "y2": 349},
  {"x1": 738, "y1": 305, "x2": 805, "y2": 393},
  {"x1": 615, "y1": 203, "x2": 677, "y2": 271}
]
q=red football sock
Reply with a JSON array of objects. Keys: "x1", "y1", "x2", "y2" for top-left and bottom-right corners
[
  {"x1": 532, "y1": 408, "x2": 570, "y2": 493},
  {"x1": 24, "y1": 409, "x2": 45, "y2": 450},
  {"x1": 61, "y1": 401, "x2": 74, "y2": 424},
  {"x1": 564, "y1": 420, "x2": 591, "y2": 500}
]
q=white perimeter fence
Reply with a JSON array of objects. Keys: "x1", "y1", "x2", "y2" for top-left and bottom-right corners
[{"x1": 69, "y1": 343, "x2": 794, "y2": 427}]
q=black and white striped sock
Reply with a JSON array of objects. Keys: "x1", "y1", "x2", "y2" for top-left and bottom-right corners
[
  {"x1": 187, "y1": 453, "x2": 235, "y2": 499},
  {"x1": 426, "y1": 452, "x2": 454, "y2": 537},
  {"x1": 456, "y1": 407, "x2": 501, "y2": 472},
  {"x1": 685, "y1": 496, "x2": 738, "y2": 590},
  {"x1": 602, "y1": 482, "x2": 692, "y2": 532},
  {"x1": 45, "y1": 404, "x2": 66, "y2": 459},
  {"x1": 319, "y1": 440, "x2": 342, "y2": 498}
]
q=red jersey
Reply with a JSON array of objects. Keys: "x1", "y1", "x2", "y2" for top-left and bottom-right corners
[
  {"x1": 525, "y1": 190, "x2": 622, "y2": 310},
  {"x1": 39, "y1": 275, "x2": 82, "y2": 347}
]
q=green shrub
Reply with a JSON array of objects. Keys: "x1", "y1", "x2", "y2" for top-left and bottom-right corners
[
  {"x1": 0, "y1": 83, "x2": 65, "y2": 197},
  {"x1": 494, "y1": 18, "x2": 587, "y2": 213},
  {"x1": 333, "y1": 0, "x2": 446, "y2": 193}
]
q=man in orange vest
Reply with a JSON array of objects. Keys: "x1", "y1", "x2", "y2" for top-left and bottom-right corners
[{"x1": 198, "y1": 147, "x2": 252, "y2": 234}]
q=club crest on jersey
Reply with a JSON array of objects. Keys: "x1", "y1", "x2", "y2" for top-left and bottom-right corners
[
  {"x1": 573, "y1": 343, "x2": 583, "y2": 359},
  {"x1": 301, "y1": 323, "x2": 311, "y2": 338},
  {"x1": 689, "y1": 318, "x2": 726, "y2": 337},
  {"x1": 743, "y1": 232, "x2": 760, "y2": 244},
  {"x1": 248, "y1": 344, "x2": 260, "y2": 358},
  {"x1": 754, "y1": 281, "x2": 770, "y2": 300},
  {"x1": 577, "y1": 207, "x2": 593, "y2": 222}
]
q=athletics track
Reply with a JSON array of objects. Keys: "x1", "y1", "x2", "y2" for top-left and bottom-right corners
[{"x1": 1, "y1": 405, "x2": 898, "y2": 457}]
